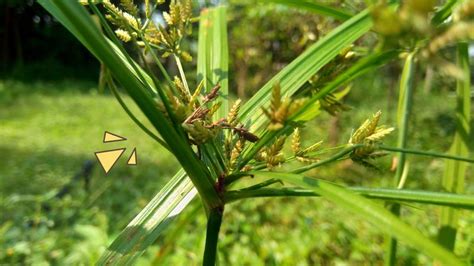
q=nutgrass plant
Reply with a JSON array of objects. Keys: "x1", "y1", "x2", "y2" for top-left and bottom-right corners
[{"x1": 37, "y1": 0, "x2": 473, "y2": 265}]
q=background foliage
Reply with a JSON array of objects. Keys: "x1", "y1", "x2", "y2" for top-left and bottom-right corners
[{"x1": 1, "y1": 0, "x2": 473, "y2": 265}]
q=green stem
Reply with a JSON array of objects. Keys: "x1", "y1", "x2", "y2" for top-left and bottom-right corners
[
  {"x1": 239, "y1": 178, "x2": 282, "y2": 191},
  {"x1": 138, "y1": 32, "x2": 175, "y2": 88},
  {"x1": 378, "y1": 145, "x2": 474, "y2": 163},
  {"x1": 141, "y1": 1, "x2": 160, "y2": 31},
  {"x1": 292, "y1": 145, "x2": 357, "y2": 173},
  {"x1": 174, "y1": 54, "x2": 191, "y2": 93},
  {"x1": 203, "y1": 208, "x2": 223, "y2": 266}
]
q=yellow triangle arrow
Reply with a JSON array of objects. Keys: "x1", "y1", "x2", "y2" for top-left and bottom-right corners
[
  {"x1": 95, "y1": 148, "x2": 125, "y2": 174},
  {"x1": 103, "y1": 131, "x2": 127, "y2": 143},
  {"x1": 127, "y1": 148, "x2": 137, "y2": 165}
]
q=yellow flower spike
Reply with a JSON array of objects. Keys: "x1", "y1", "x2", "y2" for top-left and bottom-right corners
[
  {"x1": 227, "y1": 99, "x2": 242, "y2": 127},
  {"x1": 349, "y1": 111, "x2": 394, "y2": 166},
  {"x1": 115, "y1": 29, "x2": 131, "y2": 42},
  {"x1": 291, "y1": 128, "x2": 301, "y2": 155}
]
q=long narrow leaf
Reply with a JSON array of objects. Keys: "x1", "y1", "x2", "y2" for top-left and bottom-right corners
[
  {"x1": 225, "y1": 187, "x2": 474, "y2": 210},
  {"x1": 438, "y1": 42, "x2": 471, "y2": 250},
  {"x1": 240, "y1": 9, "x2": 373, "y2": 132},
  {"x1": 386, "y1": 52, "x2": 416, "y2": 265},
  {"x1": 98, "y1": 171, "x2": 195, "y2": 264},
  {"x1": 251, "y1": 171, "x2": 463, "y2": 265},
  {"x1": 197, "y1": 6, "x2": 229, "y2": 119}
]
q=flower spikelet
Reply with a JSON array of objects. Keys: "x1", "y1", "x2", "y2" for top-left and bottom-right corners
[
  {"x1": 227, "y1": 99, "x2": 242, "y2": 127},
  {"x1": 349, "y1": 111, "x2": 394, "y2": 165}
]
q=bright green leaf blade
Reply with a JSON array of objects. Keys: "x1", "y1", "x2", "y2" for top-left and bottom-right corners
[
  {"x1": 438, "y1": 42, "x2": 471, "y2": 250},
  {"x1": 98, "y1": 170, "x2": 195, "y2": 265},
  {"x1": 212, "y1": 7, "x2": 229, "y2": 119},
  {"x1": 197, "y1": 9, "x2": 211, "y2": 91},
  {"x1": 351, "y1": 187, "x2": 474, "y2": 209},
  {"x1": 262, "y1": 0, "x2": 353, "y2": 21},
  {"x1": 225, "y1": 187, "x2": 474, "y2": 210},
  {"x1": 197, "y1": 6, "x2": 229, "y2": 119},
  {"x1": 240, "y1": 9, "x2": 373, "y2": 132},
  {"x1": 250, "y1": 171, "x2": 464, "y2": 265}
]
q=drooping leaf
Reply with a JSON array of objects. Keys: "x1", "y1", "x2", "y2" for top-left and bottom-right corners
[
  {"x1": 240, "y1": 9, "x2": 373, "y2": 133},
  {"x1": 250, "y1": 171, "x2": 464, "y2": 265}
]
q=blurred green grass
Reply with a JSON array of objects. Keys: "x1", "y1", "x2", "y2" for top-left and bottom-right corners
[{"x1": 0, "y1": 79, "x2": 472, "y2": 265}]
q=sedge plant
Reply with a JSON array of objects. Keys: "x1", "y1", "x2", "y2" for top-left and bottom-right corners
[{"x1": 37, "y1": 0, "x2": 474, "y2": 265}]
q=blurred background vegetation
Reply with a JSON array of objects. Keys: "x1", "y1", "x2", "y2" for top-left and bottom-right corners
[{"x1": 1, "y1": 0, "x2": 473, "y2": 265}]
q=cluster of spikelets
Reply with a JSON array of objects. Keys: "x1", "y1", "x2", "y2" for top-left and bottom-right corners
[
  {"x1": 291, "y1": 128, "x2": 323, "y2": 163},
  {"x1": 287, "y1": 46, "x2": 354, "y2": 116},
  {"x1": 261, "y1": 83, "x2": 307, "y2": 130},
  {"x1": 145, "y1": 0, "x2": 193, "y2": 60},
  {"x1": 162, "y1": 79, "x2": 222, "y2": 144},
  {"x1": 225, "y1": 83, "x2": 327, "y2": 171},
  {"x1": 100, "y1": 0, "x2": 193, "y2": 61},
  {"x1": 225, "y1": 79, "x2": 392, "y2": 171},
  {"x1": 348, "y1": 111, "x2": 394, "y2": 167}
]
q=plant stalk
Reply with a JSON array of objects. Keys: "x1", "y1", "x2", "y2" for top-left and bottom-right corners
[
  {"x1": 292, "y1": 145, "x2": 357, "y2": 173},
  {"x1": 378, "y1": 145, "x2": 474, "y2": 163},
  {"x1": 174, "y1": 54, "x2": 191, "y2": 93},
  {"x1": 203, "y1": 207, "x2": 224, "y2": 266}
]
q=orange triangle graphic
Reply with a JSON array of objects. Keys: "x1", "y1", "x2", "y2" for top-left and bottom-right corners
[
  {"x1": 95, "y1": 148, "x2": 126, "y2": 174},
  {"x1": 103, "y1": 131, "x2": 127, "y2": 143},
  {"x1": 127, "y1": 148, "x2": 137, "y2": 165}
]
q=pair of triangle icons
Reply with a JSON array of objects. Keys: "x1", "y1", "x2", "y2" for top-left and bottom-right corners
[{"x1": 95, "y1": 131, "x2": 137, "y2": 174}]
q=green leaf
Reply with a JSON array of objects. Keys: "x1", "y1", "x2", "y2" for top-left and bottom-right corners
[
  {"x1": 262, "y1": 0, "x2": 353, "y2": 21},
  {"x1": 386, "y1": 52, "x2": 416, "y2": 265},
  {"x1": 250, "y1": 171, "x2": 464, "y2": 265},
  {"x1": 351, "y1": 187, "x2": 474, "y2": 210},
  {"x1": 197, "y1": 6, "x2": 229, "y2": 119},
  {"x1": 98, "y1": 171, "x2": 195, "y2": 264},
  {"x1": 438, "y1": 42, "x2": 471, "y2": 250},
  {"x1": 240, "y1": 9, "x2": 373, "y2": 133},
  {"x1": 225, "y1": 186, "x2": 474, "y2": 210}
]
